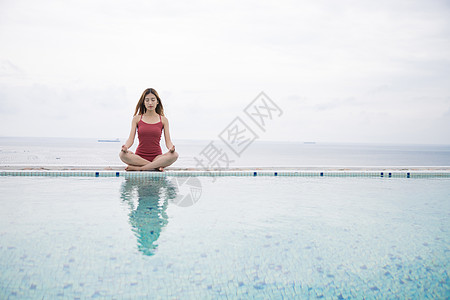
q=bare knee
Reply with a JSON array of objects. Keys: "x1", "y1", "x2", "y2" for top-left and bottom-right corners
[
  {"x1": 119, "y1": 151, "x2": 128, "y2": 162},
  {"x1": 172, "y1": 151, "x2": 179, "y2": 160}
]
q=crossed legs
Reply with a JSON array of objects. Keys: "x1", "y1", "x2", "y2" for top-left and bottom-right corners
[{"x1": 119, "y1": 150, "x2": 179, "y2": 171}]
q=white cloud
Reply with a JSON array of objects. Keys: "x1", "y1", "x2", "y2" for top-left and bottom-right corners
[{"x1": 0, "y1": 0, "x2": 449, "y2": 143}]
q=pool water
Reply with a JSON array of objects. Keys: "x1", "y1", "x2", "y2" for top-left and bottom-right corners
[{"x1": 0, "y1": 176, "x2": 448, "y2": 299}]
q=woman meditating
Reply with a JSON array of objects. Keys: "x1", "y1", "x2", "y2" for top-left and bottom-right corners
[{"x1": 119, "y1": 88, "x2": 179, "y2": 171}]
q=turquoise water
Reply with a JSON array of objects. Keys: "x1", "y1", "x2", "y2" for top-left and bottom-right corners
[{"x1": 0, "y1": 176, "x2": 449, "y2": 299}]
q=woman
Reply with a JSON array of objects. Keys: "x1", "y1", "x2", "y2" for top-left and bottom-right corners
[{"x1": 119, "y1": 88, "x2": 179, "y2": 171}]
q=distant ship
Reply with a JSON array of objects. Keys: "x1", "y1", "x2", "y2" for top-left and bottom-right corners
[
  {"x1": 303, "y1": 142, "x2": 316, "y2": 144},
  {"x1": 98, "y1": 138, "x2": 120, "y2": 142}
]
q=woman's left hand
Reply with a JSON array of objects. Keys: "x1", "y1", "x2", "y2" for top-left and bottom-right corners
[{"x1": 170, "y1": 145, "x2": 175, "y2": 153}]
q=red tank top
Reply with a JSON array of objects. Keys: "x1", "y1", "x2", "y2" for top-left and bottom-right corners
[{"x1": 135, "y1": 114, "x2": 163, "y2": 160}]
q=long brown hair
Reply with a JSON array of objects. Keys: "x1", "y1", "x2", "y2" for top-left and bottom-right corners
[{"x1": 134, "y1": 88, "x2": 165, "y2": 116}]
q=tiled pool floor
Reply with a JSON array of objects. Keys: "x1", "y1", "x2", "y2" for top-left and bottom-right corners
[{"x1": 0, "y1": 176, "x2": 448, "y2": 299}]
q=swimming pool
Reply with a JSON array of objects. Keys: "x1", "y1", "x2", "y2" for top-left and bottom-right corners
[{"x1": 0, "y1": 176, "x2": 448, "y2": 299}]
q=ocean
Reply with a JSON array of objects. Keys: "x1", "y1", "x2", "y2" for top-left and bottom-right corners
[{"x1": 0, "y1": 137, "x2": 449, "y2": 169}]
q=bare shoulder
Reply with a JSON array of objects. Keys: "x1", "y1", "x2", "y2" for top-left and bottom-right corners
[
  {"x1": 131, "y1": 114, "x2": 140, "y2": 125},
  {"x1": 160, "y1": 115, "x2": 170, "y2": 130},
  {"x1": 161, "y1": 115, "x2": 169, "y2": 124}
]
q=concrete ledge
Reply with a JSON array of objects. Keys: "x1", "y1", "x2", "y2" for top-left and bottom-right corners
[{"x1": 1, "y1": 165, "x2": 450, "y2": 171}]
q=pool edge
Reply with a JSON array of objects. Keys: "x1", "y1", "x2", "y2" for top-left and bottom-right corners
[{"x1": 1, "y1": 169, "x2": 449, "y2": 178}]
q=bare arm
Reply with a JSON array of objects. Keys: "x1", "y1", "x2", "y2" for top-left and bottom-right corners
[
  {"x1": 162, "y1": 116, "x2": 175, "y2": 152},
  {"x1": 122, "y1": 115, "x2": 139, "y2": 152}
]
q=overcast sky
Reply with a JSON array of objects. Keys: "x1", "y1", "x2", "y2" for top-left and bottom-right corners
[{"x1": 0, "y1": 0, "x2": 449, "y2": 144}]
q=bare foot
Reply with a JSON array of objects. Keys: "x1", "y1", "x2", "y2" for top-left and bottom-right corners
[
  {"x1": 125, "y1": 165, "x2": 141, "y2": 171},
  {"x1": 157, "y1": 167, "x2": 164, "y2": 172}
]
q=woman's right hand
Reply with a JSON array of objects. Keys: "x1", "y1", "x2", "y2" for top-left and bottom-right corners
[{"x1": 121, "y1": 145, "x2": 128, "y2": 153}]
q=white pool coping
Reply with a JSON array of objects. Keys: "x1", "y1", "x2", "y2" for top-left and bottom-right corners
[
  {"x1": 1, "y1": 165, "x2": 450, "y2": 171},
  {"x1": 1, "y1": 166, "x2": 449, "y2": 178}
]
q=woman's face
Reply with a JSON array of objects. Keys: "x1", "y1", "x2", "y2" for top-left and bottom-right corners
[{"x1": 144, "y1": 93, "x2": 158, "y2": 111}]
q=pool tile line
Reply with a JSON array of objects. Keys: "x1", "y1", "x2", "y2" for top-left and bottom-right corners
[{"x1": 0, "y1": 170, "x2": 449, "y2": 178}]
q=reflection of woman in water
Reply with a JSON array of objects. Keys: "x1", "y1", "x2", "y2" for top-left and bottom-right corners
[
  {"x1": 120, "y1": 177, "x2": 178, "y2": 256},
  {"x1": 119, "y1": 88, "x2": 179, "y2": 171}
]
